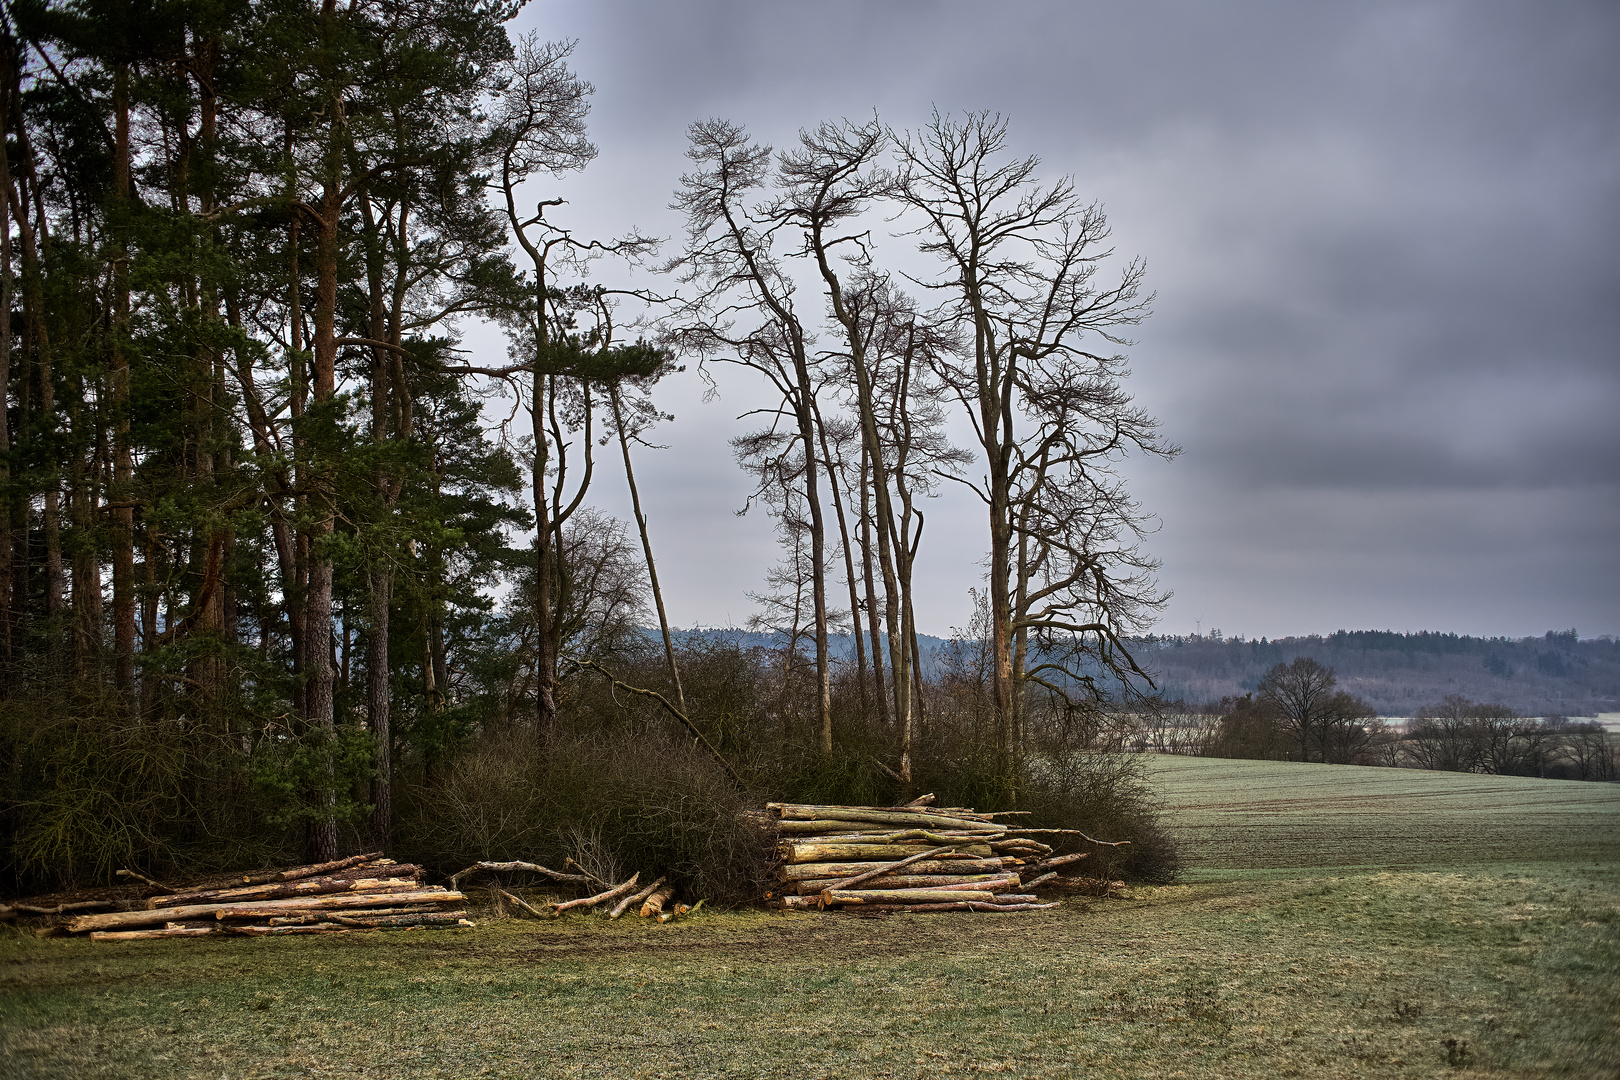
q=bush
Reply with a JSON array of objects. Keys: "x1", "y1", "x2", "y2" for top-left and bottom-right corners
[{"x1": 396, "y1": 727, "x2": 771, "y2": 904}]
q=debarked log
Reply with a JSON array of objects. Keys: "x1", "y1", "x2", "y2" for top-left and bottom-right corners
[
  {"x1": 823, "y1": 889, "x2": 998, "y2": 905},
  {"x1": 770, "y1": 806, "x2": 1002, "y2": 831},
  {"x1": 848, "y1": 901, "x2": 1061, "y2": 913},
  {"x1": 782, "y1": 828, "x2": 1004, "y2": 845},
  {"x1": 789, "y1": 873, "x2": 1013, "y2": 894},
  {"x1": 778, "y1": 857, "x2": 1007, "y2": 881},
  {"x1": 69, "y1": 889, "x2": 462, "y2": 932},
  {"x1": 149, "y1": 876, "x2": 422, "y2": 909},
  {"x1": 640, "y1": 883, "x2": 676, "y2": 918},
  {"x1": 780, "y1": 843, "x2": 992, "y2": 864}
]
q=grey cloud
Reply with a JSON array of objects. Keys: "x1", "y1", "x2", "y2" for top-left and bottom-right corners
[{"x1": 510, "y1": 0, "x2": 1620, "y2": 637}]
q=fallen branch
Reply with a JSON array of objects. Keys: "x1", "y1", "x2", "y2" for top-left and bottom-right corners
[
  {"x1": 498, "y1": 889, "x2": 548, "y2": 919},
  {"x1": 553, "y1": 874, "x2": 640, "y2": 914},
  {"x1": 10, "y1": 900, "x2": 119, "y2": 916},
  {"x1": 449, "y1": 861, "x2": 589, "y2": 892},
  {"x1": 610, "y1": 877, "x2": 666, "y2": 919},
  {"x1": 116, "y1": 869, "x2": 176, "y2": 892}
]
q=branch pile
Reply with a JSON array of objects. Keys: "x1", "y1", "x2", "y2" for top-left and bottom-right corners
[
  {"x1": 766, "y1": 795, "x2": 1126, "y2": 912},
  {"x1": 449, "y1": 863, "x2": 698, "y2": 922},
  {"x1": 41, "y1": 855, "x2": 469, "y2": 941}
]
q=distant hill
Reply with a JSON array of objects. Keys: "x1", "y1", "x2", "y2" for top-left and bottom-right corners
[
  {"x1": 1130, "y1": 630, "x2": 1619, "y2": 717},
  {"x1": 663, "y1": 627, "x2": 1620, "y2": 718}
]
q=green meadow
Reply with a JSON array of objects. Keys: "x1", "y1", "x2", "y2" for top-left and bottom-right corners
[{"x1": 4, "y1": 758, "x2": 1617, "y2": 1079}]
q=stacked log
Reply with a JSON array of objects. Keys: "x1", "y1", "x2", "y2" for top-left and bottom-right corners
[
  {"x1": 766, "y1": 797, "x2": 1121, "y2": 913},
  {"x1": 57, "y1": 856, "x2": 469, "y2": 942}
]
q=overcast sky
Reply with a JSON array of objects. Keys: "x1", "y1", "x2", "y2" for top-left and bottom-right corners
[{"x1": 490, "y1": 0, "x2": 1620, "y2": 641}]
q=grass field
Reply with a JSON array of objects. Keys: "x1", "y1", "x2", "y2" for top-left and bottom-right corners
[
  {"x1": 2, "y1": 759, "x2": 1617, "y2": 1079},
  {"x1": 1147, "y1": 756, "x2": 1620, "y2": 878}
]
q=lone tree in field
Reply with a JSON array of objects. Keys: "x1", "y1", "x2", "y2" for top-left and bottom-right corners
[{"x1": 899, "y1": 112, "x2": 1176, "y2": 777}]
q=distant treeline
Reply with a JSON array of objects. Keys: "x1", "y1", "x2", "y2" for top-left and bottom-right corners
[{"x1": 1126, "y1": 630, "x2": 1617, "y2": 717}]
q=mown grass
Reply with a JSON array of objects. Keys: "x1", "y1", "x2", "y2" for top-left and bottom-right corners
[{"x1": 4, "y1": 759, "x2": 1617, "y2": 1079}]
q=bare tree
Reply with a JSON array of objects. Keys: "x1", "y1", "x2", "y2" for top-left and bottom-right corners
[
  {"x1": 898, "y1": 111, "x2": 1174, "y2": 773},
  {"x1": 486, "y1": 37, "x2": 657, "y2": 734},
  {"x1": 667, "y1": 119, "x2": 834, "y2": 755},
  {"x1": 1256, "y1": 658, "x2": 1340, "y2": 763}
]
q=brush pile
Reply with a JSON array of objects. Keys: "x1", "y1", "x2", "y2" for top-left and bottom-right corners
[
  {"x1": 40, "y1": 854, "x2": 469, "y2": 941},
  {"x1": 449, "y1": 862, "x2": 699, "y2": 922},
  {"x1": 766, "y1": 796, "x2": 1121, "y2": 912}
]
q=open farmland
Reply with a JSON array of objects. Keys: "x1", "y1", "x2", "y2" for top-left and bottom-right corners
[
  {"x1": 1147, "y1": 755, "x2": 1620, "y2": 879},
  {"x1": 4, "y1": 762, "x2": 1617, "y2": 1079}
]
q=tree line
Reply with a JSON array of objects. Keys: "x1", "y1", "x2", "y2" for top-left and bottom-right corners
[
  {"x1": 1138, "y1": 658, "x2": 1617, "y2": 781},
  {"x1": 0, "y1": 3, "x2": 1174, "y2": 889}
]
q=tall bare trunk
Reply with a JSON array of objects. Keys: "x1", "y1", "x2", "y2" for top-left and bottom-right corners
[
  {"x1": 609, "y1": 388, "x2": 685, "y2": 712},
  {"x1": 858, "y1": 444, "x2": 889, "y2": 728}
]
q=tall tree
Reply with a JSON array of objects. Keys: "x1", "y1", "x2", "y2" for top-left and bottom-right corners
[
  {"x1": 669, "y1": 119, "x2": 834, "y2": 755},
  {"x1": 899, "y1": 112, "x2": 1174, "y2": 777}
]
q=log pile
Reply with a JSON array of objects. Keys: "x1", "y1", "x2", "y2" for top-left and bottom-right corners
[
  {"x1": 46, "y1": 854, "x2": 469, "y2": 941},
  {"x1": 765, "y1": 795, "x2": 1125, "y2": 913}
]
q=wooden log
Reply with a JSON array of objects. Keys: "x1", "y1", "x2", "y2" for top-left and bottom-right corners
[
  {"x1": 115, "y1": 869, "x2": 175, "y2": 892},
  {"x1": 90, "y1": 926, "x2": 219, "y2": 941},
  {"x1": 149, "y1": 876, "x2": 422, "y2": 909},
  {"x1": 231, "y1": 924, "x2": 353, "y2": 936},
  {"x1": 920, "y1": 876, "x2": 1021, "y2": 894},
  {"x1": 780, "y1": 828, "x2": 1003, "y2": 845},
  {"x1": 776, "y1": 820, "x2": 911, "y2": 836},
  {"x1": 240, "y1": 853, "x2": 382, "y2": 886},
  {"x1": 640, "y1": 883, "x2": 676, "y2": 918},
  {"x1": 1030, "y1": 852, "x2": 1089, "y2": 874},
  {"x1": 789, "y1": 873, "x2": 1013, "y2": 894},
  {"x1": 902, "y1": 793, "x2": 936, "y2": 806},
  {"x1": 817, "y1": 846, "x2": 958, "y2": 893},
  {"x1": 778, "y1": 857, "x2": 1007, "y2": 881},
  {"x1": 498, "y1": 889, "x2": 548, "y2": 918},
  {"x1": 331, "y1": 910, "x2": 468, "y2": 928},
  {"x1": 10, "y1": 900, "x2": 119, "y2": 916},
  {"x1": 824, "y1": 889, "x2": 997, "y2": 905},
  {"x1": 610, "y1": 877, "x2": 666, "y2": 919},
  {"x1": 448, "y1": 861, "x2": 590, "y2": 892},
  {"x1": 776, "y1": 894, "x2": 824, "y2": 910},
  {"x1": 269, "y1": 907, "x2": 427, "y2": 925},
  {"x1": 1023, "y1": 871, "x2": 1057, "y2": 890},
  {"x1": 553, "y1": 873, "x2": 639, "y2": 914},
  {"x1": 780, "y1": 842, "x2": 992, "y2": 864},
  {"x1": 769, "y1": 806, "x2": 1002, "y2": 831},
  {"x1": 69, "y1": 888, "x2": 461, "y2": 932}
]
